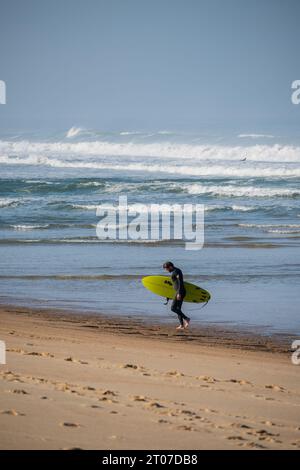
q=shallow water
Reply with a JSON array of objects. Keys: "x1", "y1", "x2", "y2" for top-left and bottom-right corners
[{"x1": 0, "y1": 129, "x2": 299, "y2": 334}]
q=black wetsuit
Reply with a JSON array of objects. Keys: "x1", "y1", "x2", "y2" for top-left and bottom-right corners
[{"x1": 170, "y1": 267, "x2": 189, "y2": 326}]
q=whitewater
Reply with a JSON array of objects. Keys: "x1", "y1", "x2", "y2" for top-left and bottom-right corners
[{"x1": 0, "y1": 130, "x2": 299, "y2": 334}]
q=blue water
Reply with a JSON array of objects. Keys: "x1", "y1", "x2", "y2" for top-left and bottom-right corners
[{"x1": 0, "y1": 129, "x2": 299, "y2": 334}]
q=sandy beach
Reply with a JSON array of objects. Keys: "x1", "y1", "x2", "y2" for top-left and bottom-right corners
[{"x1": 0, "y1": 305, "x2": 299, "y2": 450}]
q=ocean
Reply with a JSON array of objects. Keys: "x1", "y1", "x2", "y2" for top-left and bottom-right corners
[{"x1": 0, "y1": 128, "x2": 299, "y2": 334}]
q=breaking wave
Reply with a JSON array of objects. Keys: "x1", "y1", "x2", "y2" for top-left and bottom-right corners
[{"x1": 1, "y1": 139, "x2": 300, "y2": 162}]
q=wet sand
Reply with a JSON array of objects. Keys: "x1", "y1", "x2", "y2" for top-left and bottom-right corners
[{"x1": 0, "y1": 305, "x2": 299, "y2": 450}]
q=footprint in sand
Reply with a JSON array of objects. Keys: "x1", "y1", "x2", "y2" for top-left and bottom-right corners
[
  {"x1": 103, "y1": 390, "x2": 118, "y2": 397},
  {"x1": 121, "y1": 363, "x2": 150, "y2": 375},
  {"x1": 176, "y1": 424, "x2": 196, "y2": 432},
  {"x1": 145, "y1": 401, "x2": 165, "y2": 409},
  {"x1": 26, "y1": 351, "x2": 54, "y2": 358},
  {"x1": 230, "y1": 423, "x2": 252, "y2": 430},
  {"x1": 121, "y1": 363, "x2": 141, "y2": 370},
  {"x1": 6, "y1": 348, "x2": 54, "y2": 358},
  {"x1": 265, "y1": 384, "x2": 285, "y2": 392},
  {"x1": 262, "y1": 420, "x2": 281, "y2": 427},
  {"x1": 11, "y1": 389, "x2": 29, "y2": 395},
  {"x1": 64, "y1": 357, "x2": 88, "y2": 365},
  {"x1": 6, "y1": 348, "x2": 25, "y2": 353},
  {"x1": 241, "y1": 442, "x2": 267, "y2": 449},
  {"x1": 253, "y1": 394, "x2": 276, "y2": 401},
  {"x1": 227, "y1": 379, "x2": 252, "y2": 386},
  {"x1": 179, "y1": 409, "x2": 196, "y2": 417},
  {"x1": 1, "y1": 371, "x2": 25, "y2": 383},
  {"x1": 246, "y1": 429, "x2": 279, "y2": 439},
  {"x1": 227, "y1": 435, "x2": 247, "y2": 441},
  {"x1": 55, "y1": 383, "x2": 71, "y2": 392},
  {"x1": 166, "y1": 371, "x2": 185, "y2": 378},
  {"x1": 99, "y1": 397, "x2": 116, "y2": 404},
  {"x1": 197, "y1": 375, "x2": 218, "y2": 383},
  {"x1": 1, "y1": 409, "x2": 25, "y2": 416},
  {"x1": 60, "y1": 422, "x2": 81, "y2": 428},
  {"x1": 204, "y1": 408, "x2": 218, "y2": 414},
  {"x1": 131, "y1": 395, "x2": 148, "y2": 402}
]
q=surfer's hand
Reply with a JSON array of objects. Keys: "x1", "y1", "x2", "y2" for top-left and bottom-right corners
[{"x1": 176, "y1": 294, "x2": 182, "y2": 301}]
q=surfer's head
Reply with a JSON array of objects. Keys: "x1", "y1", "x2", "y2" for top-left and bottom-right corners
[{"x1": 163, "y1": 261, "x2": 174, "y2": 272}]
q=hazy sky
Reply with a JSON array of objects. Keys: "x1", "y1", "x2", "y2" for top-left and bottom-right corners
[{"x1": 0, "y1": 0, "x2": 299, "y2": 132}]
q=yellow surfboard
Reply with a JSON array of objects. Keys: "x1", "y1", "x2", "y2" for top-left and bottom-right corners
[{"x1": 142, "y1": 275, "x2": 211, "y2": 303}]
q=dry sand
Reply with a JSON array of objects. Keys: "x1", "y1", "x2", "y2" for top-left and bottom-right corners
[{"x1": 0, "y1": 305, "x2": 299, "y2": 450}]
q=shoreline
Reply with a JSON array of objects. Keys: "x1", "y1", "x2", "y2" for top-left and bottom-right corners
[
  {"x1": 1, "y1": 304, "x2": 300, "y2": 449},
  {"x1": 0, "y1": 303, "x2": 298, "y2": 354}
]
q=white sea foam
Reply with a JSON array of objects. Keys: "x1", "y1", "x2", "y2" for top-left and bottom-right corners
[
  {"x1": 77, "y1": 181, "x2": 103, "y2": 187},
  {"x1": 186, "y1": 184, "x2": 300, "y2": 198},
  {"x1": 66, "y1": 127, "x2": 84, "y2": 138},
  {"x1": 25, "y1": 180, "x2": 57, "y2": 185},
  {"x1": 239, "y1": 223, "x2": 300, "y2": 229},
  {"x1": 49, "y1": 202, "x2": 259, "y2": 214},
  {"x1": 119, "y1": 131, "x2": 143, "y2": 136},
  {"x1": 73, "y1": 202, "x2": 201, "y2": 214},
  {"x1": 71, "y1": 204, "x2": 100, "y2": 210},
  {"x1": 157, "y1": 130, "x2": 175, "y2": 135},
  {"x1": 238, "y1": 223, "x2": 300, "y2": 235},
  {"x1": 1, "y1": 138, "x2": 300, "y2": 181},
  {"x1": 231, "y1": 205, "x2": 256, "y2": 211},
  {"x1": 205, "y1": 204, "x2": 255, "y2": 212},
  {"x1": 1, "y1": 153, "x2": 300, "y2": 179},
  {"x1": 10, "y1": 224, "x2": 49, "y2": 230},
  {"x1": 238, "y1": 134, "x2": 275, "y2": 139},
  {"x1": 1, "y1": 139, "x2": 300, "y2": 163},
  {"x1": 267, "y1": 229, "x2": 300, "y2": 234},
  {"x1": 0, "y1": 198, "x2": 20, "y2": 208}
]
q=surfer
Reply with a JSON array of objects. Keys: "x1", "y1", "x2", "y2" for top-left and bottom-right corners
[{"x1": 163, "y1": 261, "x2": 190, "y2": 330}]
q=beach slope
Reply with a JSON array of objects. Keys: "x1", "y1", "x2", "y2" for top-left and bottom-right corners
[{"x1": 0, "y1": 306, "x2": 299, "y2": 450}]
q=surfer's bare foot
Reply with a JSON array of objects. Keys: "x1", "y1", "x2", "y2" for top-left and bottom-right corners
[
  {"x1": 183, "y1": 318, "x2": 190, "y2": 329},
  {"x1": 176, "y1": 325, "x2": 184, "y2": 330}
]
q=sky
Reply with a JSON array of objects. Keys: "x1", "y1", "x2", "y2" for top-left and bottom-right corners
[{"x1": 0, "y1": 0, "x2": 299, "y2": 133}]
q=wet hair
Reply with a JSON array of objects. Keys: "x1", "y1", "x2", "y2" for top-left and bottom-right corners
[{"x1": 163, "y1": 261, "x2": 174, "y2": 269}]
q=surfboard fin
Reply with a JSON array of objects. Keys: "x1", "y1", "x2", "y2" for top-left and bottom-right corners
[{"x1": 163, "y1": 297, "x2": 170, "y2": 305}]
